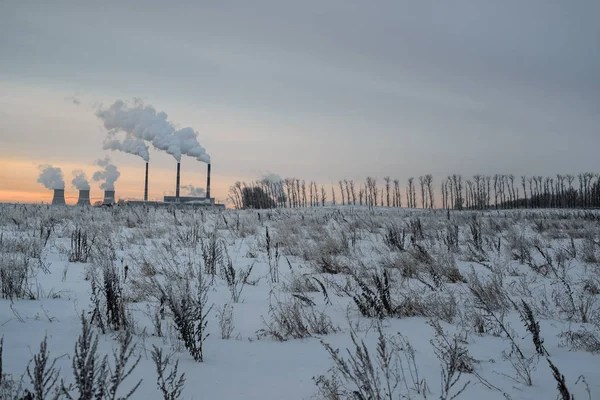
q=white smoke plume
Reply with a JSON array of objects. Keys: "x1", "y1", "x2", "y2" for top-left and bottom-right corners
[
  {"x1": 174, "y1": 128, "x2": 211, "y2": 163},
  {"x1": 103, "y1": 134, "x2": 150, "y2": 162},
  {"x1": 261, "y1": 173, "x2": 283, "y2": 183},
  {"x1": 96, "y1": 99, "x2": 210, "y2": 163},
  {"x1": 181, "y1": 184, "x2": 205, "y2": 197},
  {"x1": 92, "y1": 157, "x2": 121, "y2": 191},
  {"x1": 71, "y1": 170, "x2": 90, "y2": 190},
  {"x1": 260, "y1": 172, "x2": 283, "y2": 184},
  {"x1": 37, "y1": 165, "x2": 65, "y2": 190}
]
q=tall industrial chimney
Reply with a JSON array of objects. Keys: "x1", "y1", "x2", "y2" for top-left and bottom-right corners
[
  {"x1": 52, "y1": 189, "x2": 66, "y2": 205},
  {"x1": 103, "y1": 190, "x2": 115, "y2": 205},
  {"x1": 144, "y1": 162, "x2": 149, "y2": 201},
  {"x1": 206, "y1": 163, "x2": 211, "y2": 200},
  {"x1": 175, "y1": 162, "x2": 181, "y2": 201},
  {"x1": 77, "y1": 189, "x2": 90, "y2": 206}
]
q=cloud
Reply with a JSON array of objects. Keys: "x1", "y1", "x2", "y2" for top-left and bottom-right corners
[{"x1": 64, "y1": 96, "x2": 81, "y2": 105}]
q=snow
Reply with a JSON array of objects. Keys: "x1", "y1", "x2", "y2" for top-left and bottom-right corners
[{"x1": 1, "y1": 204, "x2": 599, "y2": 399}]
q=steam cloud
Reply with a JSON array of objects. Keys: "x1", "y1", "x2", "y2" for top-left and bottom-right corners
[
  {"x1": 103, "y1": 134, "x2": 150, "y2": 162},
  {"x1": 37, "y1": 165, "x2": 65, "y2": 190},
  {"x1": 96, "y1": 99, "x2": 210, "y2": 163},
  {"x1": 92, "y1": 157, "x2": 121, "y2": 191},
  {"x1": 71, "y1": 170, "x2": 91, "y2": 190},
  {"x1": 174, "y1": 128, "x2": 211, "y2": 163},
  {"x1": 182, "y1": 184, "x2": 205, "y2": 197},
  {"x1": 261, "y1": 173, "x2": 283, "y2": 183}
]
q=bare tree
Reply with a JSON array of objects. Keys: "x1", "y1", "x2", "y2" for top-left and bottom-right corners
[
  {"x1": 331, "y1": 184, "x2": 337, "y2": 206},
  {"x1": 465, "y1": 180, "x2": 473, "y2": 209},
  {"x1": 446, "y1": 177, "x2": 454, "y2": 209},
  {"x1": 521, "y1": 176, "x2": 528, "y2": 208},
  {"x1": 454, "y1": 175, "x2": 464, "y2": 210},
  {"x1": 384, "y1": 177, "x2": 391, "y2": 207},
  {"x1": 301, "y1": 180, "x2": 307, "y2": 208},
  {"x1": 441, "y1": 180, "x2": 447, "y2": 209},
  {"x1": 284, "y1": 178, "x2": 292, "y2": 208},
  {"x1": 425, "y1": 174, "x2": 434, "y2": 209},
  {"x1": 365, "y1": 177, "x2": 378, "y2": 208},
  {"x1": 509, "y1": 175, "x2": 516, "y2": 208},
  {"x1": 407, "y1": 177, "x2": 415, "y2": 208},
  {"x1": 393, "y1": 179, "x2": 401, "y2": 208},
  {"x1": 566, "y1": 174, "x2": 574, "y2": 208},
  {"x1": 419, "y1": 176, "x2": 426, "y2": 208},
  {"x1": 228, "y1": 181, "x2": 244, "y2": 209},
  {"x1": 295, "y1": 179, "x2": 301, "y2": 208},
  {"x1": 485, "y1": 175, "x2": 491, "y2": 209}
]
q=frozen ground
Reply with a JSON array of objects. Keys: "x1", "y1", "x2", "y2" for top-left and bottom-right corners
[{"x1": 1, "y1": 204, "x2": 599, "y2": 399}]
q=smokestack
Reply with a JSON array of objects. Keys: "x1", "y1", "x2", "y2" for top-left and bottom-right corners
[
  {"x1": 77, "y1": 190, "x2": 90, "y2": 206},
  {"x1": 206, "y1": 163, "x2": 211, "y2": 199},
  {"x1": 144, "y1": 162, "x2": 149, "y2": 201},
  {"x1": 103, "y1": 190, "x2": 115, "y2": 205},
  {"x1": 175, "y1": 162, "x2": 181, "y2": 201},
  {"x1": 52, "y1": 189, "x2": 66, "y2": 205}
]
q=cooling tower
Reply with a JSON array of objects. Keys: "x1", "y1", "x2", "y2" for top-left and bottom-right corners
[
  {"x1": 52, "y1": 189, "x2": 66, "y2": 205},
  {"x1": 103, "y1": 190, "x2": 115, "y2": 205},
  {"x1": 206, "y1": 163, "x2": 211, "y2": 200},
  {"x1": 175, "y1": 162, "x2": 181, "y2": 201},
  {"x1": 77, "y1": 189, "x2": 90, "y2": 206},
  {"x1": 144, "y1": 162, "x2": 149, "y2": 201}
]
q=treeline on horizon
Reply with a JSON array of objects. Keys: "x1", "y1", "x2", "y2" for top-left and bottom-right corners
[{"x1": 228, "y1": 172, "x2": 600, "y2": 211}]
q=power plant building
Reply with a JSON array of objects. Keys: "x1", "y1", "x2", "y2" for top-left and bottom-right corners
[
  {"x1": 51, "y1": 189, "x2": 66, "y2": 205},
  {"x1": 127, "y1": 162, "x2": 222, "y2": 208},
  {"x1": 44, "y1": 160, "x2": 221, "y2": 208},
  {"x1": 77, "y1": 189, "x2": 91, "y2": 206}
]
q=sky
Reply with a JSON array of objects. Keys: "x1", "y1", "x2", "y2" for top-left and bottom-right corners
[{"x1": 1, "y1": 0, "x2": 599, "y2": 205}]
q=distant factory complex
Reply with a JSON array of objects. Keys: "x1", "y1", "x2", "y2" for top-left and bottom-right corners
[
  {"x1": 39, "y1": 98, "x2": 224, "y2": 208},
  {"x1": 48, "y1": 162, "x2": 221, "y2": 208}
]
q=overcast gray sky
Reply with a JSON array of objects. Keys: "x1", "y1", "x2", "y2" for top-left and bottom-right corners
[{"x1": 1, "y1": 0, "x2": 599, "y2": 202}]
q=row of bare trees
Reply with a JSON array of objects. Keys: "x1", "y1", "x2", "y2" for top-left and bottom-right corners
[
  {"x1": 441, "y1": 173, "x2": 600, "y2": 210},
  {"x1": 229, "y1": 172, "x2": 600, "y2": 210}
]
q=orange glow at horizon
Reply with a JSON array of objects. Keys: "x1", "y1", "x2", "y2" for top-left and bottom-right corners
[{"x1": 0, "y1": 157, "x2": 239, "y2": 206}]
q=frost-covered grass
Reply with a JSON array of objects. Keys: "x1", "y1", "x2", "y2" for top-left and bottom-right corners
[{"x1": 0, "y1": 204, "x2": 599, "y2": 399}]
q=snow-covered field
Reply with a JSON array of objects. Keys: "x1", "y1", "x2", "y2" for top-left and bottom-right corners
[{"x1": 1, "y1": 204, "x2": 599, "y2": 399}]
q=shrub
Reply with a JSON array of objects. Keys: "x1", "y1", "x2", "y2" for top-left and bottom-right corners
[
  {"x1": 216, "y1": 303, "x2": 235, "y2": 340},
  {"x1": 559, "y1": 327, "x2": 600, "y2": 354},
  {"x1": 165, "y1": 272, "x2": 212, "y2": 362},
  {"x1": 259, "y1": 296, "x2": 337, "y2": 341},
  {"x1": 221, "y1": 253, "x2": 254, "y2": 303},
  {"x1": 151, "y1": 345, "x2": 186, "y2": 400},
  {"x1": 316, "y1": 325, "x2": 404, "y2": 399},
  {"x1": 0, "y1": 253, "x2": 32, "y2": 300},
  {"x1": 69, "y1": 227, "x2": 93, "y2": 263},
  {"x1": 382, "y1": 224, "x2": 407, "y2": 252},
  {"x1": 61, "y1": 312, "x2": 142, "y2": 400},
  {"x1": 89, "y1": 258, "x2": 128, "y2": 333}
]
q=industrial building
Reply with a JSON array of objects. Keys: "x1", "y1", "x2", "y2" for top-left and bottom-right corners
[
  {"x1": 77, "y1": 189, "x2": 91, "y2": 206},
  {"x1": 51, "y1": 189, "x2": 66, "y2": 205},
  {"x1": 125, "y1": 162, "x2": 223, "y2": 208}
]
